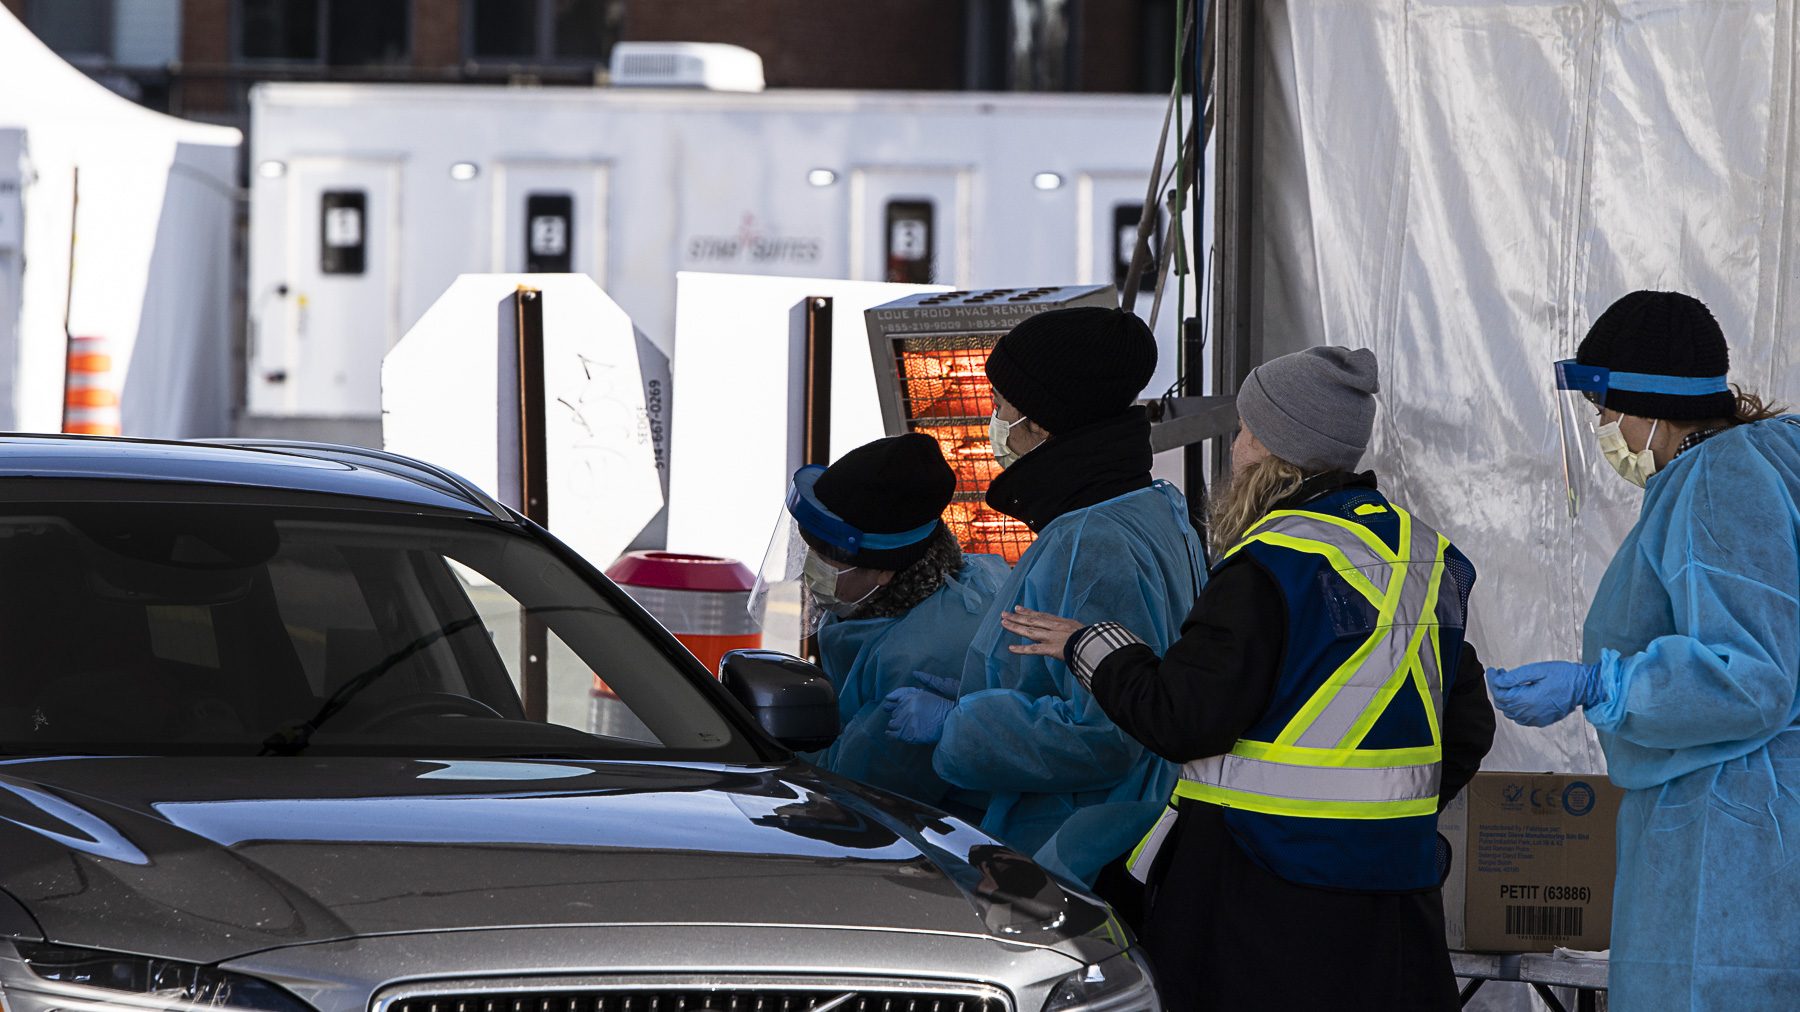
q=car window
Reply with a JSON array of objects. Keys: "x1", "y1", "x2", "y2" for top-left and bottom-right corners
[
  {"x1": 0, "y1": 500, "x2": 754, "y2": 760},
  {"x1": 146, "y1": 604, "x2": 223, "y2": 669},
  {"x1": 447, "y1": 559, "x2": 658, "y2": 744},
  {"x1": 267, "y1": 542, "x2": 380, "y2": 695}
]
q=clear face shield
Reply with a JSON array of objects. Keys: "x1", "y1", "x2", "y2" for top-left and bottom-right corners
[
  {"x1": 748, "y1": 511, "x2": 881, "y2": 641},
  {"x1": 1554, "y1": 360, "x2": 1611, "y2": 518},
  {"x1": 749, "y1": 466, "x2": 931, "y2": 640},
  {"x1": 749, "y1": 505, "x2": 812, "y2": 643}
]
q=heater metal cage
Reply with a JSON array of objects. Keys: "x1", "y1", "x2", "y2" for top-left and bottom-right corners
[{"x1": 865, "y1": 285, "x2": 1116, "y2": 564}]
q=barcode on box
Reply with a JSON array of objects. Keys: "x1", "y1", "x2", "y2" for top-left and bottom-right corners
[{"x1": 1505, "y1": 905, "x2": 1585, "y2": 938}]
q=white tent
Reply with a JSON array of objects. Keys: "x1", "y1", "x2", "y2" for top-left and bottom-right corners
[
  {"x1": 0, "y1": 7, "x2": 239, "y2": 438},
  {"x1": 1250, "y1": 0, "x2": 1800, "y2": 779}
]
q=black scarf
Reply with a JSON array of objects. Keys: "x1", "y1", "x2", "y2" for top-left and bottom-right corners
[
  {"x1": 850, "y1": 525, "x2": 964, "y2": 620},
  {"x1": 985, "y1": 407, "x2": 1155, "y2": 532}
]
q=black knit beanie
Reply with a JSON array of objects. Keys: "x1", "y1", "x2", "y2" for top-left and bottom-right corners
[
  {"x1": 1576, "y1": 291, "x2": 1735, "y2": 421},
  {"x1": 802, "y1": 433, "x2": 954, "y2": 571},
  {"x1": 984, "y1": 307, "x2": 1157, "y2": 435}
]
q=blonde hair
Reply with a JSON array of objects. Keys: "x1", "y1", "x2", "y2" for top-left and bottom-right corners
[{"x1": 1209, "y1": 454, "x2": 1307, "y2": 558}]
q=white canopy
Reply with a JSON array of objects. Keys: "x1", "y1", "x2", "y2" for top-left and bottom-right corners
[
  {"x1": 0, "y1": 7, "x2": 239, "y2": 437},
  {"x1": 1252, "y1": 0, "x2": 1800, "y2": 775}
]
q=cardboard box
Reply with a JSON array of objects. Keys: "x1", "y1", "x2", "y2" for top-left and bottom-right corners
[{"x1": 1439, "y1": 772, "x2": 1624, "y2": 952}]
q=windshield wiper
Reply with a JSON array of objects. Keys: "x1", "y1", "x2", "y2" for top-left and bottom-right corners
[
  {"x1": 261, "y1": 614, "x2": 490, "y2": 756},
  {"x1": 260, "y1": 604, "x2": 614, "y2": 757}
]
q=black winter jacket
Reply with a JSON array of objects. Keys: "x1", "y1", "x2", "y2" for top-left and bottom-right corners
[{"x1": 1083, "y1": 471, "x2": 1496, "y2": 1012}]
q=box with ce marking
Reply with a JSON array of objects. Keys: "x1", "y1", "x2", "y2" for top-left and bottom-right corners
[{"x1": 1439, "y1": 772, "x2": 1624, "y2": 952}]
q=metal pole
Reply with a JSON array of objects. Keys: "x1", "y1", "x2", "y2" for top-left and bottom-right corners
[
  {"x1": 1121, "y1": 1, "x2": 1195, "y2": 312},
  {"x1": 1181, "y1": 317, "x2": 1210, "y2": 551},
  {"x1": 802, "y1": 296, "x2": 833, "y2": 466},
  {"x1": 798, "y1": 295, "x2": 835, "y2": 664},
  {"x1": 60, "y1": 167, "x2": 78, "y2": 433},
  {"x1": 1209, "y1": 0, "x2": 1255, "y2": 485},
  {"x1": 514, "y1": 285, "x2": 549, "y2": 721},
  {"x1": 1181, "y1": 4, "x2": 1212, "y2": 553}
]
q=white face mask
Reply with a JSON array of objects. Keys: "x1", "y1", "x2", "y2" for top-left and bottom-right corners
[
  {"x1": 989, "y1": 412, "x2": 1024, "y2": 469},
  {"x1": 801, "y1": 551, "x2": 878, "y2": 616},
  {"x1": 1597, "y1": 417, "x2": 1660, "y2": 488}
]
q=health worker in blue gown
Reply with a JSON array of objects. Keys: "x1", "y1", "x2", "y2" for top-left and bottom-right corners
[
  {"x1": 880, "y1": 307, "x2": 1206, "y2": 914},
  {"x1": 760, "y1": 433, "x2": 1008, "y2": 812},
  {"x1": 1490, "y1": 290, "x2": 1800, "y2": 1010}
]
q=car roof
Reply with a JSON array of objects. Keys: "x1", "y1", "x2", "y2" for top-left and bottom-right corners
[{"x1": 0, "y1": 435, "x2": 512, "y2": 519}]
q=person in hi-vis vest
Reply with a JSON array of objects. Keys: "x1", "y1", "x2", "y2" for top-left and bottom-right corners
[{"x1": 1004, "y1": 347, "x2": 1496, "y2": 1012}]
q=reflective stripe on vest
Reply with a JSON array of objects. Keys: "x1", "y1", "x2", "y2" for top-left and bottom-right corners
[
  {"x1": 1172, "y1": 751, "x2": 1441, "y2": 819},
  {"x1": 1182, "y1": 505, "x2": 1449, "y2": 820}
]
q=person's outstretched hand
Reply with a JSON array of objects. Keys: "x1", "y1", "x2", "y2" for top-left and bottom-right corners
[
  {"x1": 1000, "y1": 606, "x2": 1086, "y2": 657},
  {"x1": 1487, "y1": 661, "x2": 1602, "y2": 727}
]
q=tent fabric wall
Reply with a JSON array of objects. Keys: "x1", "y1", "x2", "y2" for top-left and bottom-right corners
[
  {"x1": 1250, "y1": 0, "x2": 1800, "y2": 776},
  {"x1": 0, "y1": 8, "x2": 239, "y2": 438},
  {"x1": 119, "y1": 144, "x2": 239, "y2": 438}
]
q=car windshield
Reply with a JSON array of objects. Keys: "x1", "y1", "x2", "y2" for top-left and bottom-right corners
[{"x1": 0, "y1": 496, "x2": 762, "y2": 761}]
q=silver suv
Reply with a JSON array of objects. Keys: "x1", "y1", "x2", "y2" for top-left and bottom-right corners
[{"x1": 0, "y1": 437, "x2": 1157, "y2": 1012}]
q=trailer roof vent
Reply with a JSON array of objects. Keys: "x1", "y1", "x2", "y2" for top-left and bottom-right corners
[{"x1": 609, "y1": 42, "x2": 766, "y2": 92}]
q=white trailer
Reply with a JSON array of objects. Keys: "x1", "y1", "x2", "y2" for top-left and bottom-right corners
[{"x1": 245, "y1": 83, "x2": 1186, "y2": 433}]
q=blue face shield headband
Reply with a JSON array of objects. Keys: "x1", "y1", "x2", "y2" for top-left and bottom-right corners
[
  {"x1": 1553, "y1": 359, "x2": 1731, "y2": 403},
  {"x1": 1552, "y1": 359, "x2": 1732, "y2": 519},
  {"x1": 785, "y1": 465, "x2": 938, "y2": 554}
]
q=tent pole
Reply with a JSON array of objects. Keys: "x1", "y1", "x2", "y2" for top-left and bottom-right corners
[{"x1": 1209, "y1": 0, "x2": 1255, "y2": 486}]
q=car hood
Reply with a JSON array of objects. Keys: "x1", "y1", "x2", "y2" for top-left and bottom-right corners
[{"x1": 0, "y1": 757, "x2": 1112, "y2": 963}]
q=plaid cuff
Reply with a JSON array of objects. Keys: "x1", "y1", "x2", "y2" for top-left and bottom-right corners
[{"x1": 1066, "y1": 621, "x2": 1145, "y2": 691}]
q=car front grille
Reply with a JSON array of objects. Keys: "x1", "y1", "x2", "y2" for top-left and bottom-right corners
[{"x1": 384, "y1": 984, "x2": 1008, "y2": 1012}]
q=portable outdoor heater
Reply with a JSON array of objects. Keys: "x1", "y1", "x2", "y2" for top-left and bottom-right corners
[{"x1": 865, "y1": 285, "x2": 1117, "y2": 563}]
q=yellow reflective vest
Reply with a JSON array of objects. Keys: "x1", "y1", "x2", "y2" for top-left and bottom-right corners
[{"x1": 1131, "y1": 495, "x2": 1458, "y2": 888}]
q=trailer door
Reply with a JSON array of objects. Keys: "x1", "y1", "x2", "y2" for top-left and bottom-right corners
[
  {"x1": 493, "y1": 161, "x2": 610, "y2": 283},
  {"x1": 851, "y1": 168, "x2": 970, "y2": 289},
  {"x1": 252, "y1": 157, "x2": 401, "y2": 418},
  {"x1": 1079, "y1": 171, "x2": 1163, "y2": 293}
]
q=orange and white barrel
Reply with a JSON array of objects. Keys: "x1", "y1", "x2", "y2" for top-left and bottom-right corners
[
  {"x1": 595, "y1": 552, "x2": 761, "y2": 737},
  {"x1": 605, "y1": 552, "x2": 762, "y2": 672},
  {"x1": 63, "y1": 335, "x2": 120, "y2": 436}
]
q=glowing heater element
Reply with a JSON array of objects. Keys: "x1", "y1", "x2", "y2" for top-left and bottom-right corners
[
  {"x1": 865, "y1": 285, "x2": 1120, "y2": 564},
  {"x1": 889, "y1": 341, "x2": 1033, "y2": 561}
]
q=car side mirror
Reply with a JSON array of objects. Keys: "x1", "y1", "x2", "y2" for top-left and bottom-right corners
[{"x1": 719, "y1": 649, "x2": 840, "y2": 752}]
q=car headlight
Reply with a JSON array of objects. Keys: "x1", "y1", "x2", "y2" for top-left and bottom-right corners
[
  {"x1": 1042, "y1": 951, "x2": 1160, "y2": 1011},
  {"x1": 1, "y1": 942, "x2": 309, "y2": 1012}
]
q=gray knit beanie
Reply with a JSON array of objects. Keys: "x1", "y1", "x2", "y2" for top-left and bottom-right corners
[{"x1": 1236, "y1": 347, "x2": 1380, "y2": 472}]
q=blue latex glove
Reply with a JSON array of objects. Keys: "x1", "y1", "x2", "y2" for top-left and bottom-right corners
[
  {"x1": 882, "y1": 687, "x2": 955, "y2": 744},
  {"x1": 909, "y1": 669, "x2": 962, "y2": 698},
  {"x1": 1487, "y1": 661, "x2": 1603, "y2": 727}
]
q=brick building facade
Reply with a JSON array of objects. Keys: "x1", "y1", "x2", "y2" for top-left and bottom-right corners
[{"x1": 6, "y1": 0, "x2": 1178, "y2": 128}]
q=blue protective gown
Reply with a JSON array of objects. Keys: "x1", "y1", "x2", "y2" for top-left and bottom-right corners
[
  {"x1": 803, "y1": 554, "x2": 1009, "y2": 810},
  {"x1": 933, "y1": 481, "x2": 1206, "y2": 886},
  {"x1": 1581, "y1": 417, "x2": 1800, "y2": 1009}
]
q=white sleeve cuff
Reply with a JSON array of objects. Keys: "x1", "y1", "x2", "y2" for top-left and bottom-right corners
[{"x1": 1067, "y1": 621, "x2": 1146, "y2": 690}]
